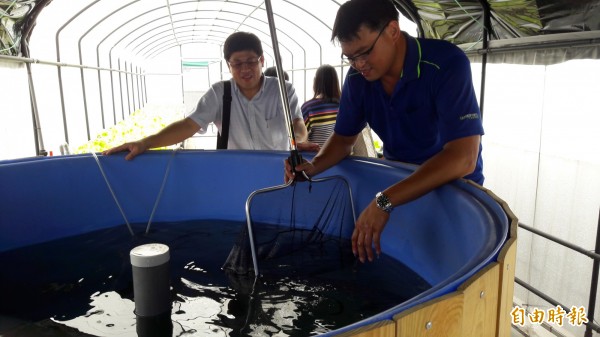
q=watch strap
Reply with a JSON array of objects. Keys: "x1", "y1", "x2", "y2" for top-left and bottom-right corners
[{"x1": 375, "y1": 191, "x2": 393, "y2": 213}]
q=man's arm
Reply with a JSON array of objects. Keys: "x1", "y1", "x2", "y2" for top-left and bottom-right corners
[
  {"x1": 292, "y1": 117, "x2": 323, "y2": 152},
  {"x1": 103, "y1": 117, "x2": 201, "y2": 160},
  {"x1": 143, "y1": 117, "x2": 201, "y2": 149},
  {"x1": 292, "y1": 117, "x2": 308, "y2": 143},
  {"x1": 285, "y1": 132, "x2": 358, "y2": 182},
  {"x1": 383, "y1": 134, "x2": 480, "y2": 207},
  {"x1": 353, "y1": 134, "x2": 481, "y2": 262},
  {"x1": 311, "y1": 132, "x2": 357, "y2": 174}
]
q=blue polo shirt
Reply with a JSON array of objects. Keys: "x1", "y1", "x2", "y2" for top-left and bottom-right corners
[{"x1": 335, "y1": 33, "x2": 484, "y2": 184}]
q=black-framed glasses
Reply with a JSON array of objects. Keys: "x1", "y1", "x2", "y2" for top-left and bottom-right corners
[
  {"x1": 228, "y1": 58, "x2": 260, "y2": 71},
  {"x1": 341, "y1": 24, "x2": 387, "y2": 67}
]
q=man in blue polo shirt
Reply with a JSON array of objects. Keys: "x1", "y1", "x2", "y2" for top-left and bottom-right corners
[{"x1": 285, "y1": 0, "x2": 484, "y2": 263}]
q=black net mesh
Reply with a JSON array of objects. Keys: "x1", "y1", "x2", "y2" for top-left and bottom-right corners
[{"x1": 222, "y1": 176, "x2": 356, "y2": 277}]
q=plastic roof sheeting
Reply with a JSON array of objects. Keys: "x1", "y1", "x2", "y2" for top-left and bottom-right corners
[
  {"x1": 3, "y1": 0, "x2": 600, "y2": 61},
  {"x1": 6, "y1": 0, "x2": 346, "y2": 70},
  {"x1": 411, "y1": 0, "x2": 600, "y2": 43}
]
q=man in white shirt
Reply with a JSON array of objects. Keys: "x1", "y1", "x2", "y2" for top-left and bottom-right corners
[{"x1": 104, "y1": 31, "x2": 315, "y2": 160}]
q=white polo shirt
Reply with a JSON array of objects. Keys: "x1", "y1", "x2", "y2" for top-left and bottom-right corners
[{"x1": 187, "y1": 76, "x2": 302, "y2": 150}]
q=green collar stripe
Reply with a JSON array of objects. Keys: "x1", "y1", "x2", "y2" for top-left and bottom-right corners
[
  {"x1": 416, "y1": 38, "x2": 422, "y2": 78},
  {"x1": 415, "y1": 39, "x2": 441, "y2": 77}
]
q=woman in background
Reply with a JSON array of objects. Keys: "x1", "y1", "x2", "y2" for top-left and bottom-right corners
[{"x1": 301, "y1": 64, "x2": 340, "y2": 147}]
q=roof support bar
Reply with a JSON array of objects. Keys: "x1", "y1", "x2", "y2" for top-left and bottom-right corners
[
  {"x1": 55, "y1": 0, "x2": 101, "y2": 145},
  {"x1": 477, "y1": 0, "x2": 491, "y2": 117}
]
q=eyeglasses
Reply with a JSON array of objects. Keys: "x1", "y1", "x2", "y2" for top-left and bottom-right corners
[
  {"x1": 341, "y1": 24, "x2": 387, "y2": 67},
  {"x1": 228, "y1": 58, "x2": 260, "y2": 70}
]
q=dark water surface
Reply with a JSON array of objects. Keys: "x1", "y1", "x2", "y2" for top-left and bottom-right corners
[{"x1": 0, "y1": 220, "x2": 431, "y2": 336}]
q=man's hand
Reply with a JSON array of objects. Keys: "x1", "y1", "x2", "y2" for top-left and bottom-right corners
[
  {"x1": 102, "y1": 140, "x2": 148, "y2": 161},
  {"x1": 283, "y1": 157, "x2": 317, "y2": 183},
  {"x1": 352, "y1": 200, "x2": 390, "y2": 263}
]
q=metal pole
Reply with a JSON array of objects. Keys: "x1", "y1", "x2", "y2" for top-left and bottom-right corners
[
  {"x1": 143, "y1": 72, "x2": 147, "y2": 105},
  {"x1": 477, "y1": 0, "x2": 491, "y2": 117},
  {"x1": 585, "y1": 208, "x2": 600, "y2": 337},
  {"x1": 96, "y1": 50, "x2": 106, "y2": 129},
  {"x1": 263, "y1": 0, "x2": 305, "y2": 177},
  {"x1": 136, "y1": 66, "x2": 142, "y2": 110},
  {"x1": 519, "y1": 222, "x2": 600, "y2": 261},
  {"x1": 78, "y1": 36, "x2": 91, "y2": 140},
  {"x1": 125, "y1": 61, "x2": 132, "y2": 114},
  {"x1": 179, "y1": 45, "x2": 185, "y2": 105},
  {"x1": 26, "y1": 62, "x2": 45, "y2": 156},
  {"x1": 109, "y1": 53, "x2": 117, "y2": 124},
  {"x1": 118, "y1": 58, "x2": 125, "y2": 119},
  {"x1": 264, "y1": 0, "x2": 296, "y2": 151}
]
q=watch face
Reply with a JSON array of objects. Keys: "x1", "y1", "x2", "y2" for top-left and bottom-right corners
[
  {"x1": 376, "y1": 195, "x2": 385, "y2": 208},
  {"x1": 376, "y1": 192, "x2": 392, "y2": 212}
]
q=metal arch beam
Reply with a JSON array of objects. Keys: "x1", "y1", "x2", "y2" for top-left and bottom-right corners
[
  {"x1": 137, "y1": 20, "x2": 296, "y2": 61},
  {"x1": 46, "y1": 0, "x2": 333, "y2": 135},
  {"x1": 84, "y1": 1, "x2": 316, "y2": 62},
  {"x1": 113, "y1": 9, "x2": 310, "y2": 63},
  {"x1": 130, "y1": 20, "x2": 273, "y2": 57},
  {"x1": 232, "y1": 0, "x2": 262, "y2": 34},
  {"x1": 87, "y1": 1, "x2": 184, "y2": 123},
  {"x1": 128, "y1": 24, "x2": 230, "y2": 54},
  {"x1": 55, "y1": 0, "x2": 102, "y2": 144},
  {"x1": 227, "y1": 0, "x2": 308, "y2": 79},
  {"x1": 86, "y1": 1, "x2": 318, "y2": 113},
  {"x1": 392, "y1": 0, "x2": 424, "y2": 37},
  {"x1": 97, "y1": 4, "x2": 318, "y2": 66},
  {"x1": 97, "y1": 3, "x2": 174, "y2": 123},
  {"x1": 269, "y1": 0, "x2": 325, "y2": 86},
  {"x1": 57, "y1": 0, "x2": 143, "y2": 136},
  {"x1": 48, "y1": 1, "x2": 217, "y2": 130},
  {"x1": 165, "y1": 0, "x2": 180, "y2": 47},
  {"x1": 136, "y1": 29, "x2": 229, "y2": 58},
  {"x1": 282, "y1": 0, "x2": 332, "y2": 31},
  {"x1": 145, "y1": 39, "x2": 225, "y2": 59},
  {"x1": 143, "y1": 36, "x2": 230, "y2": 59},
  {"x1": 109, "y1": 17, "x2": 303, "y2": 88},
  {"x1": 78, "y1": 1, "x2": 200, "y2": 132},
  {"x1": 146, "y1": 38, "x2": 277, "y2": 62},
  {"x1": 99, "y1": 7, "x2": 308, "y2": 112},
  {"x1": 89, "y1": 1, "x2": 153, "y2": 125}
]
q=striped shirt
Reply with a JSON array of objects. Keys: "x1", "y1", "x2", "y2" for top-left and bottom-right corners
[{"x1": 301, "y1": 98, "x2": 338, "y2": 147}]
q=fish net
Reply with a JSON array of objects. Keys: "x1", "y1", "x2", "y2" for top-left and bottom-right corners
[{"x1": 222, "y1": 176, "x2": 356, "y2": 277}]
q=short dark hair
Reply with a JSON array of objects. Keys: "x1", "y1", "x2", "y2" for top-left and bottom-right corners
[
  {"x1": 331, "y1": 0, "x2": 399, "y2": 42},
  {"x1": 264, "y1": 66, "x2": 289, "y2": 81},
  {"x1": 313, "y1": 64, "x2": 340, "y2": 102},
  {"x1": 223, "y1": 32, "x2": 263, "y2": 61}
]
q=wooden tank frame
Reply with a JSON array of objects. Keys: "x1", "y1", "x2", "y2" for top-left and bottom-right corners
[{"x1": 340, "y1": 185, "x2": 518, "y2": 337}]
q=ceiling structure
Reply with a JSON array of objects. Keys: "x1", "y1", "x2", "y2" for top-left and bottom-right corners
[{"x1": 2, "y1": 0, "x2": 600, "y2": 66}]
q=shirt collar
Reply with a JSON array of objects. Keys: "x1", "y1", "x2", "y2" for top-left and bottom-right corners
[
  {"x1": 401, "y1": 32, "x2": 422, "y2": 82},
  {"x1": 231, "y1": 75, "x2": 266, "y2": 101}
]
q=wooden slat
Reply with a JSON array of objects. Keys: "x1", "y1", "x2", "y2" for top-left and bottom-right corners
[
  {"x1": 496, "y1": 238, "x2": 517, "y2": 337},
  {"x1": 394, "y1": 292, "x2": 464, "y2": 337},
  {"x1": 465, "y1": 179, "x2": 519, "y2": 337},
  {"x1": 458, "y1": 263, "x2": 500, "y2": 337}
]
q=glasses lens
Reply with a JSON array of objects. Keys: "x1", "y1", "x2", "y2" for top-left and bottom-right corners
[
  {"x1": 230, "y1": 59, "x2": 258, "y2": 70},
  {"x1": 341, "y1": 54, "x2": 354, "y2": 66}
]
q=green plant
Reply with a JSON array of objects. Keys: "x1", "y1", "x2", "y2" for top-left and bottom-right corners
[{"x1": 73, "y1": 105, "x2": 183, "y2": 154}]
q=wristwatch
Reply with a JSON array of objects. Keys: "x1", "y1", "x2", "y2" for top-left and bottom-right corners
[{"x1": 375, "y1": 192, "x2": 394, "y2": 213}]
